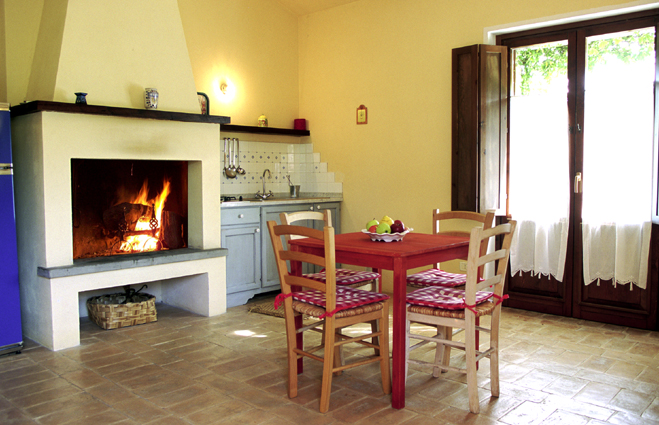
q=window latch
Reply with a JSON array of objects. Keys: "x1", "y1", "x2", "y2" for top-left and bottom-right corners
[{"x1": 574, "y1": 172, "x2": 582, "y2": 194}]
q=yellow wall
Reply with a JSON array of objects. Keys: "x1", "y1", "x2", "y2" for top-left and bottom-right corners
[
  {"x1": 4, "y1": 0, "x2": 42, "y2": 106},
  {"x1": 177, "y1": 0, "x2": 300, "y2": 128}
]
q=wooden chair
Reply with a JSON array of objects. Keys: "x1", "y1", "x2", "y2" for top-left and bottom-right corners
[
  {"x1": 406, "y1": 209, "x2": 495, "y2": 289},
  {"x1": 405, "y1": 220, "x2": 516, "y2": 414},
  {"x1": 280, "y1": 210, "x2": 380, "y2": 291},
  {"x1": 267, "y1": 220, "x2": 391, "y2": 413}
]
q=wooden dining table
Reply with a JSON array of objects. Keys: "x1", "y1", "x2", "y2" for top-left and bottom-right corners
[{"x1": 288, "y1": 231, "x2": 470, "y2": 409}]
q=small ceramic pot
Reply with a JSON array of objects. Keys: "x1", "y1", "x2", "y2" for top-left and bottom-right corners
[
  {"x1": 75, "y1": 92, "x2": 87, "y2": 105},
  {"x1": 145, "y1": 88, "x2": 159, "y2": 109}
]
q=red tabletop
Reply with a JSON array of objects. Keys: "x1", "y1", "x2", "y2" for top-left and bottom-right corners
[{"x1": 289, "y1": 231, "x2": 469, "y2": 409}]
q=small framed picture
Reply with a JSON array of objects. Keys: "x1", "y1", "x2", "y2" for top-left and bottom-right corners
[
  {"x1": 197, "y1": 92, "x2": 209, "y2": 115},
  {"x1": 357, "y1": 104, "x2": 367, "y2": 124}
]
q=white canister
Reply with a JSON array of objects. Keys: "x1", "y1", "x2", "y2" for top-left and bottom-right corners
[{"x1": 145, "y1": 88, "x2": 159, "y2": 109}]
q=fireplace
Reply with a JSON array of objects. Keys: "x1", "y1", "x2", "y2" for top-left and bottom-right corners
[
  {"x1": 72, "y1": 159, "x2": 189, "y2": 259},
  {"x1": 11, "y1": 102, "x2": 229, "y2": 351}
]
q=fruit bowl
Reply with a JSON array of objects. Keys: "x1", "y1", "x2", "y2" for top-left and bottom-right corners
[{"x1": 362, "y1": 228, "x2": 413, "y2": 242}]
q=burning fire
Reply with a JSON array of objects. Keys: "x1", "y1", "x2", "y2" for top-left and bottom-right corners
[{"x1": 118, "y1": 178, "x2": 171, "y2": 253}]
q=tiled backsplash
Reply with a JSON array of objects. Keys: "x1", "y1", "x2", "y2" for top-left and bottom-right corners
[{"x1": 221, "y1": 140, "x2": 342, "y2": 196}]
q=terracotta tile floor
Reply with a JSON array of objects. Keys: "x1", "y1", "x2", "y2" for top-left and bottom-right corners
[{"x1": 1, "y1": 296, "x2": 658, "y2": 424}]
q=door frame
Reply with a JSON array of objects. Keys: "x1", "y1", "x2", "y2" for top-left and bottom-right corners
[{"x1": 497, "y1": 9, "x2": 659, "y2": 329}]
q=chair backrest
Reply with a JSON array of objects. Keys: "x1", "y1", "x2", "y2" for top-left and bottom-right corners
[
  {"x1": 432, "y1": 209, "x2": 495, "y2": 269},
  {"x1": 280, "y1": 210, "x2": 332, "y2": 243},
  {"x1": 464, "y1": 220, "x2": 517, "y2": 308},
  {"x1": 267, "y1": 221, "x2": 338, "y2": 312}
]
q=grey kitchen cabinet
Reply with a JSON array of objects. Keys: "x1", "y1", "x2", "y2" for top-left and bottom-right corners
[
  {"x1": 261, "y1": 202, "x2": 341, "y2": 289},
  {"x1": 221, "y1": 207, "x2": 261, "y2": 306},
  {"x1": 222, "y1": 201, "x2": 341, "y2": 307}
]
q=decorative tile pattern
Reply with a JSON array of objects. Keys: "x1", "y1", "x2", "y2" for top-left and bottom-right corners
[{"x1": 221, "y1": 141, "x2": 342, "y2": 196}]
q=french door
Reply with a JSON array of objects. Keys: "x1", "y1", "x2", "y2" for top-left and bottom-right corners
[{"x1": 499, "y1": 10, "x2": 658, "y2": 328}]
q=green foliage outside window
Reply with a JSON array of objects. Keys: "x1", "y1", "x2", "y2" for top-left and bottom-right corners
[{"x1": 514, "y1": 29, "x2": 655, "y2": 96}]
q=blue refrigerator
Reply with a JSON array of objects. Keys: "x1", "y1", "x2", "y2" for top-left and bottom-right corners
[{"x1": 0, "y1": 103, "x2": 22, "y2": 356}]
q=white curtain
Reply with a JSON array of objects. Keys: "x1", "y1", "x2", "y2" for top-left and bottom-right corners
[
  {"x1": 509, "y1": 94, "x2": 570, "y2": 281},
  {"x1": 581, "y1": 42, "x2": 653, "y2": 290}
]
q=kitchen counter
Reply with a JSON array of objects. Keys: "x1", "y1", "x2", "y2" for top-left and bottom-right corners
[{"x1": 221, "y1": 193, "x2": 343, "y2": 208}]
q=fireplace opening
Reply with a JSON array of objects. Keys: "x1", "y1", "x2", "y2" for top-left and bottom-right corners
[{"x1": 72, "y1": 159, "x2": 188, "y2": 260}]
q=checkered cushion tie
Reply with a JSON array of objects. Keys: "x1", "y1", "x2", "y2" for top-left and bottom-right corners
[
  {"x1": 406, "y1": 286, "x2": 493, "y2": 311},
  {"x1": 291, "y1": 287, "x2": 389, "y2": 318},
  {"x1": 406, "y1": 269, "x2": 467, "y2": 287},
  {"x1": 304, "y1": 269, "x2": 380, "y2": 286}
]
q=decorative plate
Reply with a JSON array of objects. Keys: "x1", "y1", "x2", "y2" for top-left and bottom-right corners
[{"x1": 361, "y1": 228, "x2": 413, "y2": 242}]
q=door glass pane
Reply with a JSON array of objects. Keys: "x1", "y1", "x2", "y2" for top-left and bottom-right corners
[
  {"x1": 583, "y1": 28, "x2": 655, "y2": 223},
  {"x1": 582, "y1": 27, "x2": 655, "y2": 288},
  {"x1": 509, "y1": 41, "x2": 570, "y2": 281}
]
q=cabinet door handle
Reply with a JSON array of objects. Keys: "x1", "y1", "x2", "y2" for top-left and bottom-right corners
[
  {"x1": 255, "y1": 228, "x2": 260, "y2": 233},
  {"x1": 309, "y1": 206, "x2": 313, "y2": 211},
  {"x1": 238, "y1": 214, "x2": 244, "y2": 219}
]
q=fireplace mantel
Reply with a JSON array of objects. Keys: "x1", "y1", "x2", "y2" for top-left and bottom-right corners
[{"x1": 11, "y1": 100, "x2": 231, "y2": 125}]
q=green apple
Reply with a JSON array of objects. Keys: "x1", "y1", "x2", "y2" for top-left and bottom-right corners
[
  {"x1": 375, "y1": 222, "x2": 391, "y2": 234},
  {"x1": 365, "y1": 218, "x2": 379, "y2": 229},
  {"x1": 380, "y1": 215, "x2": 394, "y2": 226}
]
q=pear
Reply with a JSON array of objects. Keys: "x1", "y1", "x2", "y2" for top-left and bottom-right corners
[{"x1": 381, "y1": 216, "x2": 394, "y2": 226}]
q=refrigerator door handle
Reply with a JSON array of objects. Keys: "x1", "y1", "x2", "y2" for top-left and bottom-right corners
[{"x1": 0, "y1": 163, "x2": 12, "y2": 175}]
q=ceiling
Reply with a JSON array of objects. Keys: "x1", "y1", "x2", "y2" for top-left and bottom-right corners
[{"x1": 275, "y1": 0, "x2": 361, "y2": 16}]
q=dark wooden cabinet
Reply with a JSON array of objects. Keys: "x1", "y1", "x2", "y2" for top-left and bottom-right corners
[{"x1": 451, "y1": 44, "x2": 508, "y2": 214}]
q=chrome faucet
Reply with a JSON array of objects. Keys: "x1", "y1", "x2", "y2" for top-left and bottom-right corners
[{"x1": 255, "y1": 169, "x2": 273, "y2": 200}]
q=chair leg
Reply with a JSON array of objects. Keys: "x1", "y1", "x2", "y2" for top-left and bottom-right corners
[
  {"x1": 284, "y1": 315, "x2": 299, "y2": 399},
  {"x1": 490, "y1": 347, "x2": 500, "y2": 397},
  {"x1": 333, "y1": 330, "x2": 343, "y2": 376},
  {"x1": 432, "y1": 325, "x2": 446, "y2": 378},
  {"x1": 442, "y1": 326, "x2": 452, "y2": 370},
  {"x1": 465, "y1": 316, "x2": 479, "y2": 414},
  {"x1": 371, "y1": 320, "x2": 380, "y2": 356},
  {"x1": 319, "y1": 318, "x2": 337, "y2": 413},
  {"x1": 490, "y1": 310, "x2": 501, "y2": 398}
]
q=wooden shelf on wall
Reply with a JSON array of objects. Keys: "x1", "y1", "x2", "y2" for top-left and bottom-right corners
[
  {"x1": 11, "y1": 100, "x2": 231, "y2": 124},
  {"x1": 221, "y1": 124, "x2": 310, "y2": 137}
]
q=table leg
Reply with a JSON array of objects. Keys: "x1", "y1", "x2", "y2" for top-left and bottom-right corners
[
  {"x1": 391, "y1": 258, "x2": 406, "y2": 409},
  {"x1": 290, "y1": 255, "x2": 304, "y2": 373}
]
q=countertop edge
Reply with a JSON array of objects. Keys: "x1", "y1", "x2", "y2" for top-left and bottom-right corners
[{"x1": 221, "y1": 194, "x2": 343, "y2": 208}]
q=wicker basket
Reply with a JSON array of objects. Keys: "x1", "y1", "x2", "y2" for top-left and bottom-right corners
[{"x1": 86, "y1": 292, "x2": 157, "y2": 330}]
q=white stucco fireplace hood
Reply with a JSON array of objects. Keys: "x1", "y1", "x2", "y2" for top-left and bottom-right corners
[{"x1": 10, "y1": 0, "x2": 230, "y2": 351}]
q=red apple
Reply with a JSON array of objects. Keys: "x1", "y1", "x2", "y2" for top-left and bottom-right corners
[
  {"x1": 368, "y1": 225, "x2": 378, "y2": 233},
  {"x1": 390, "y1": 222, "x2": 405, "y2": 233}
]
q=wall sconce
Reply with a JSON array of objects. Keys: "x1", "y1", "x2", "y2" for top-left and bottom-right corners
[{"x1": 215, "y1": 78, "x2": 235, "y2": 102}]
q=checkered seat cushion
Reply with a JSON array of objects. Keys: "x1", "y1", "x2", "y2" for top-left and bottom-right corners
[
  {"x1": 406, "y1": 269, "x2": 467, "y2": 288},
  {"x1": 304, "y1": 269, "x2": 380, "y2": 286},
  {"x1": 406, "y1": 286, "x2": 492, "y2": 310},
  {"x1": 289, "y1": 287, "x2": 389, "y2": 318}
]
